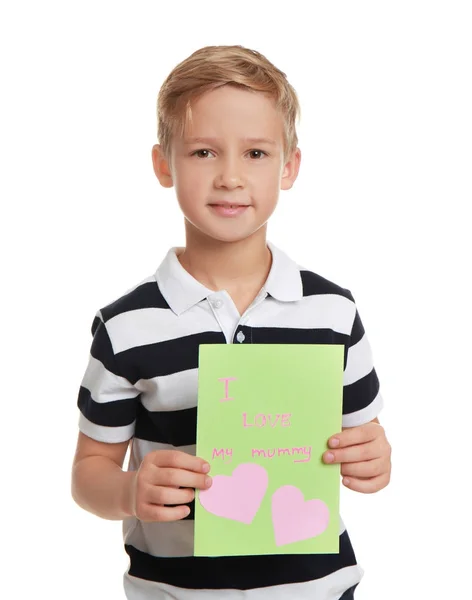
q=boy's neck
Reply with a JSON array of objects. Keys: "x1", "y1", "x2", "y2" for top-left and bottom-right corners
[{"x1": 177, "y1": 224, "x2": 271, "y2": 294}]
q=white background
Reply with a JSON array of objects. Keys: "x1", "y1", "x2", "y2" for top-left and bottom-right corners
[{"x1": 1, "y1": 1, "x2": 471, "y2": 598}]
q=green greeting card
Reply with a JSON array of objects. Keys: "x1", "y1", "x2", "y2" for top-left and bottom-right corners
[{"x1": 194, "y1": 344, "x2": 343, "y2": 557}]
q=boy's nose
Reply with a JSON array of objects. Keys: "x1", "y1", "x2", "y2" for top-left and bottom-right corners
[{"x1": 215, "y1": 158, "x2": 244, "y2": 189}]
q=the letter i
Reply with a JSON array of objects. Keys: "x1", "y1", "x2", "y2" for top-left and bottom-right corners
[{"x1": 218, "y1": 377, "x2": 237, "y2": 402}]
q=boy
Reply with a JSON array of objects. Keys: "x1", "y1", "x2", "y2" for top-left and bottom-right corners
[{"x1": 71, "y1": 45, "x2": 391, "y2": 599}]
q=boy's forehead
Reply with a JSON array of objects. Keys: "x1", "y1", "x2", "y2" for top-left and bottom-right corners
[{"x1": 177, "y1": 87, "x2": 284, "y2": 145}]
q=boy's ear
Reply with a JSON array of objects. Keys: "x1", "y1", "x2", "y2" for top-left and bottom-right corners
[
  {"x1": 280, "y1": 147, "x2": 302, "y2": 191},
  {"x1": 152, "y1": 144, "x2": 174, "y2": 188}
]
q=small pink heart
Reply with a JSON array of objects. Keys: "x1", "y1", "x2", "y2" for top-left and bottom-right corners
[
  {"x1": 272, "y1": 485, "x2": 329, "y2": 546},
  {"x1": 198, "y1": 463, "x2": 268, "y2": 524}
]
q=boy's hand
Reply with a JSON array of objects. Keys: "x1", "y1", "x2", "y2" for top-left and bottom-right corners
[
  {"x1": 129, "y1": 450, "x2": 212, "y2": 522},
  {"x1": 322, "y1": 420, "x2": 391, "y2": 493}
]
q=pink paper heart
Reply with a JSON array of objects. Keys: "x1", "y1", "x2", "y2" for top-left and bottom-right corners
[
  {"x1": 272, "y1": 485, "x2": 329, "y2": 546},
  {"x1": 198, "y1": 463, "x2": 268, "y2": 524}
]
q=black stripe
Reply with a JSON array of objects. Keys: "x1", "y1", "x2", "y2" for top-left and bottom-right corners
[
  {"x1": 117, "y1": 331, "x2": 226, "y2": 383},
  {"x1": 350, "y1": 311, "x2": 365, "y2": 346},
  {"x1": 101, "y1": 281, "x2": 169, "y2": 323},
  {"x1": 252, "y1": 326, "x2": 349, "y2": 346},
  {"x1": 343, "y1": 368, "x2": 380, "y2": 415},
  {"x1": 119, "y1": 328, "x2": 348, "y2": 384},
  {"x1": 251, "y1": 327, "x2": 350, "y2": 369},
  {"x1": 135, "y1": 404, "x2": 197, "y2": 446},
  {"x1": 301, "y1": 270, "x2": 352, "y2": 300},
  {"x1": 125, "y1": 530, "x2": 357, "y2": 589},
  {"x1": 78, "y1": 386, "x2": 137, "y2": 427},
  {"x1": 89, "y1": 319, "x2": 121, "y2": 377}
]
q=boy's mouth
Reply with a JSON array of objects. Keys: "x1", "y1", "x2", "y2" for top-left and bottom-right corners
[
  {"x1": 210, "y1": 204, "x2": 246, "y2": 208},
  {"x1": 208, "y1": 201, "x2": 249, "y2": 208},
  {"x1": 208, "y1": 203, "x2": 250, "y2": 217}
]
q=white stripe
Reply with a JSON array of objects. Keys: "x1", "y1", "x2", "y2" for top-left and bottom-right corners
[
  {"x1": 342, "y1": 392, "x2": 384, "y2": 427},
  {"x1": 135, "y1": 369, "x2": 199, "y2": 412},
  {"x1": 107, "y1": 307, "x2": 222, "y2": 354},
  {"x1": 82, "y1": 356, "x2": 140, "y2": 403},
  {"x1": 78, "y1": 413, "x2": 135, "y2": 443},
  {"x1": 123, "y1": 565, "x2": 363, "y2": 600},
  {"x1": 252, "y1": 294, "x2": 355, "y2": 335},
  {"x1": 343, "y1": 335, "x2": 374, "y2": 386}
]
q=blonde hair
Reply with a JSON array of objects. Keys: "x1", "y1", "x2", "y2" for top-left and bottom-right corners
[{"x1": 157, "y1": 45, "x2": 300, "y2": 161}]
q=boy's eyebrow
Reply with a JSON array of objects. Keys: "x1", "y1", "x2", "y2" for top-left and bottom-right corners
[{"x1": 184, "y1": 136, "x2": 277, "y2": 146}]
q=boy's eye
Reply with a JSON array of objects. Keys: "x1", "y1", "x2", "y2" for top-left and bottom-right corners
[
  {"x1": 249, "y1": 150, "x2": 267, "y2": 160},
  {"x1": 248, "y1": 150, "x2": 267, "y2": 159},
  {"x1": 192, "y1": 149, "x2": 214, "y2": 158}
]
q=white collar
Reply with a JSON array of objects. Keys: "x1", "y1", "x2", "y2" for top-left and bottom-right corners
[{"x1": 155, "y1": 241, "x2": 303, "y2": 316}]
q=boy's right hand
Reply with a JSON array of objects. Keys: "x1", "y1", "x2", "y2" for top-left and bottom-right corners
[{"x1": 129, "y1": 450, "x2": 211, "y2": 522}]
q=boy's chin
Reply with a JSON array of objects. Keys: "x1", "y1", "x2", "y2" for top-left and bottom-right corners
[{"x1": 186, "y1": 222, "x2": 266, "y2": 245}]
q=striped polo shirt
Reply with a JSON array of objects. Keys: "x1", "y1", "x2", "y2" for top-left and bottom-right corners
[{"x1": 77, "y1": 241, "x2": 383, "y2": 600}]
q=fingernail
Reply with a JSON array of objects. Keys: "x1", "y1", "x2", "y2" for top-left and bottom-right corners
[
  {"x1": 343, "y1": 478, "x2": 350, "y2": 486},
  {"x1": 325, "y1": 452, "x2": 335, "y2": 463},
  {"x1": 205, "y1": 476, "x2": 212, "y2": 487},
  {"x1": 202, "y1": 463, "x2": 210, "y2": 473},
  {"x1": 329, "y1": 438, "x2": 340, "y2": 448}
]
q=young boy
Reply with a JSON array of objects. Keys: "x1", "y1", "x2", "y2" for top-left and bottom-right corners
[{"x1": 71, "y1": 45, "x2": 391, "y2": 599}]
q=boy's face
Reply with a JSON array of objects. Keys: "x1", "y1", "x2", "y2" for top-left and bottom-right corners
[{"x1": 152, "y1": 85, "x2": 301, "y2": 244}]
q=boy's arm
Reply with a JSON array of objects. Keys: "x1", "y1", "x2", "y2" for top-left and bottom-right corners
[
  {"x1": 71, "y1": 311, "x2": 137, "y2": 520},
  {"x1": 321, "y1": 293, "x2": 391, "y2": 492},
  {"x1": 71, "y1": 432, "x2": 134, "y2": 520}
]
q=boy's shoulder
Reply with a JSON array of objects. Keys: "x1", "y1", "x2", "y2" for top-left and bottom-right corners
[
  {"x1": 270, "y1": 242, "x2": 356, "y2": 305},
  {"x1": 297, "y1": 262, "x2": 354, "y2": 303},
  {"x1": 94, "y1": 273, "x2": 167, "y2": 327}
]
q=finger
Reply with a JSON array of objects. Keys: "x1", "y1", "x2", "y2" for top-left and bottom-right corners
[
  {"x1": 342, "y1": 472, "x2": 390, "y2": 494},
  {"x1": 341, "y1": 458, "x2": 386, "y2": 479},
  {"x1": 157, "y1": 467, "x2": 212, "y2": 490},
  {"x1": 137, "y1": 503, "x2": 191, "y2": 523},
  {"x1": 328, "y1": 422, "x2": 383, "y2": 449},
  {"x1": 148, "y1": 450, "x2": 210, "y2": 474},
  {"x1": 146, "y1": 486, "x2": 195, "y2": 506},
  {"x1": 323, "y1": 440, "x2": 379, "y2": 464}
]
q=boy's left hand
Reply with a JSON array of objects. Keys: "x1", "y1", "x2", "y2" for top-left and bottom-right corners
[{"x1": 322, "y1": 419, "x2": 391, "y2": 493}]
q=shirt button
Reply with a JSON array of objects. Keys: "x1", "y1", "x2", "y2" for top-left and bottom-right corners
[
  {"x1": 236, "y1": 331, "x2": 246, "y2": 343},
  {"x1": 240, "y1": 316, "x2": 248, "y2": 325},
  {"x1": 212, "y1": 299, "x2": 223, "y2": 309}
]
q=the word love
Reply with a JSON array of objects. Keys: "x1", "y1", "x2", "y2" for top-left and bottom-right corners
[{"x1": 242, "y1": 412, "x2": 292, "y2": 428}]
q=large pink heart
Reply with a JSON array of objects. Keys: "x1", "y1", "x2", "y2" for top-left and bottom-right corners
[
  {"x1": 198, "y1": 463, "x2": 268, "y2": 524},
  {"x1": 272, "y1": 485, "x2": 329, "y2": 546}
]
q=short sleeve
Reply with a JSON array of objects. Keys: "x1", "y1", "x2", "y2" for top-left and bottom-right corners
[
  {"x1": 77, "y1": 313, "x2": 140, "y2": 443},
  {"x1": 342, "y1": 294, "x2": 384, "y2": 427}
]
